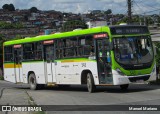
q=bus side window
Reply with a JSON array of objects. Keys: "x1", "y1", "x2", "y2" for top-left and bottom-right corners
[
  {"x1": 78, "y1": 35, "x2": 93, "y2": 56},
  {"x1": 77, "y1": 36, "x2": 84, "y2": 56},
  {"x1": 85, "y1": 36, "x2": 93, "y2": 56},
  {"x1": 4, "y1": 46, "x2": 13, "y2": 62},
  {"x1": 23, "y1": 43, "x2": 35, "y2": 60},
  {"x1": 63, "y1": 37, "x2": 78, "y2": 58},
  {"x1": 55, "y1": 40, "x2": 63, "y2": 59},
  {"x1": 34, "y1": 42, "x2": 42, "y2": 60}
]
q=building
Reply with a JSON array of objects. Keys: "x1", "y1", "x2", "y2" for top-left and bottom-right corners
[{"x1": 86, "y1": 21, "x2": 108, "y2": 28}]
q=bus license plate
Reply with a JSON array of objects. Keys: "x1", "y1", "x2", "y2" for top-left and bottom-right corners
[{"x1": 136, "y1": 80, "x2": 144, "y2": 83}]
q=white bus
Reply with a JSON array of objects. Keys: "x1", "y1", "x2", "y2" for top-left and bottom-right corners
[{"x1": 3, "y1": 26, "x2": 156, "y2": 92}]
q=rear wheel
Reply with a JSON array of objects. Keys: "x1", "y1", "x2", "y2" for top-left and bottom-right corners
[
  {"x1": 29, "y1": 73, "x2": 39, "y2": 90},
  {"x1": 87, "y1": 73, "x2": 96, "y2": 93},
  {"x1": 120, "y1": 84, "x2": 129, "y2": 90}
]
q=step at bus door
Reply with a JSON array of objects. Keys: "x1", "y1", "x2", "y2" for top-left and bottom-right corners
[
  {"x1": 13, "y1": 45, "x2": 23, "y2": 83},
  {"x1": 44, "y1": 44, "x2": 56, "y2": 83}
]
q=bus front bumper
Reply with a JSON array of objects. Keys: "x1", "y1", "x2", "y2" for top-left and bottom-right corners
[{"x1": 112, "y1": 69, "x2": 156, "y2": 85}]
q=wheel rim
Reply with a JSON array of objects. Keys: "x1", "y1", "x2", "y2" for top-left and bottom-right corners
[
  {"x1": 30, "y1": 77, "x2": 35, "y2": 87},
  {"x1": 87, "y1": 74, "x2": 91, "y2": 91}
]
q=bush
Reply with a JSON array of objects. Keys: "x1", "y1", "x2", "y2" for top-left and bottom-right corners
[
  {"x1": 154, "y1": 42, "x2": 160, "y2": 66},
  {"x1": 0, "y1": 68, "x2": 3, "y2": 80},
  {"x1": 0, "y1": 76, "x2": 4, "y2": 80}
]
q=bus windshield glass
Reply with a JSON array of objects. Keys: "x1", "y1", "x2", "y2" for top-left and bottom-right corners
[{"x1": 113, "y1": 35, "x2": 153, "y2": 65}]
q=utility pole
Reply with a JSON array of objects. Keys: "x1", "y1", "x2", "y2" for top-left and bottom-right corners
[
  {"x1": 127, "y1": 0, "x2": 132, "y2": 24},
  {"x1": 143, "y1": 13, "x2": 146, "y2": 25}
]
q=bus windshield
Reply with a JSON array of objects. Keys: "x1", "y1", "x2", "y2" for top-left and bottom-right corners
[{"x1": 113, "y1": 35, "x2": 153, "y2": 65}]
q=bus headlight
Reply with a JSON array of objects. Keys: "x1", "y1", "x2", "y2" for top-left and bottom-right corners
[{"x1": 116, "y1": 68, "x2": 125, "y2": 76}]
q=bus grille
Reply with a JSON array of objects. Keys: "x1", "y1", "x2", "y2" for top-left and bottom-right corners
[{"x1": 128, "y1": 75, "x2": 150, "y2": 82}]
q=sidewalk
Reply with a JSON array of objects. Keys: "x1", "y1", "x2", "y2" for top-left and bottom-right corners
[
  {"x1": 0, "y1": 83, "x2": 39, "y2": 114},
  {"x1": 0, "y1": 88, "x2": 29, "y2": 105}
]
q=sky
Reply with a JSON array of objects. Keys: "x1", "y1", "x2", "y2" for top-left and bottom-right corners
[{"x1": 0, "y1": 0, "x2": 160, "y2": 14}]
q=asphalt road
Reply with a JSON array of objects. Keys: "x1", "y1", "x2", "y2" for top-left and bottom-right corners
[{"x1": 0, "y1": 81, "x2": 160, "y2": 114}]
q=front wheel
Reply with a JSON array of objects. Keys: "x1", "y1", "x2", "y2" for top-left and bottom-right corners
[
  {"x1": 120, "y1": 84, "x2": 129, "y2": 90},
  {"x1": 29, "y1": 73, "x2": 39, "y2": 90},
  {"x1": 87, "y1": 73, "x2": 96, "y2": 93}
]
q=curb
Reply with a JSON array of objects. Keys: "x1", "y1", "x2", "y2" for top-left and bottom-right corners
[
  {"x1": 25, "y1": 91, "x2": 46, "y2": 114},
  {"x1": 25, "y1": 91, "x2": 37, "y2": 106},
  {"x1": 0, "y1": 88, "x2": 5, "y2": 99}
]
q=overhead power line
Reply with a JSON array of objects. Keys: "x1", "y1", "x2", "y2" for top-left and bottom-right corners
[
  {"x1": 142, "y1": 8, "x2": 160, "y2": 14},
  {"x1": 133, "y1": 0, "x2": 160, "y2": 14}
]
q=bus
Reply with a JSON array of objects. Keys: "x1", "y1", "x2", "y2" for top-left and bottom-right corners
[{"x1": 3, "y1": 25, "x2": 156, "y2": 92}]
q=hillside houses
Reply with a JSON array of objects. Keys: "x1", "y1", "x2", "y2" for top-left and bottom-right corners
[
  {"x1": 0, "y1": 8, "x2": 158, "y2": 39},
  {"x1": 0, "y1": 9, "x2": 65, "y2": 38}
]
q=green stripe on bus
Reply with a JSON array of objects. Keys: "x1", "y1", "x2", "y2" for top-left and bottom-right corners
[
  {"x1": 4, "y1": 26, "x2": 108, "y2": 46},
  {"x1": 22, "y1": 61, "x2": 44, "y2": 63},
  {"x1": 55, "y1": 58, "x2": 96, "y2": 62}
]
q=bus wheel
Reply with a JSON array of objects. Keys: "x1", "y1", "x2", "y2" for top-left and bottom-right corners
[
  {"x1": 29, "y1": 73, "x2": 38, "y2": 90},
  {"x1": 87, "y1": 73, "x2": 96, "y2": 93},
  {"x1": 120, "y1": 84, "x2": 129, "y2": 90}
]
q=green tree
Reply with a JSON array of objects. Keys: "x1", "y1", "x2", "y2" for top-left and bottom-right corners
[
  {"x1": 2, "y1": 4, "x2": 9, "y2": 10},
  {"x1": 30, "y1": 7, "x2": 39, "y2": 13},
  {"x1": 13, "y1": 35, "x2": 23, "y2": 40},
  {"x1": 116, "y1": 16, "x2": 128, "y2": 25},
  {"x1": 0, "y1": 21, "x2": 23, "y2": 29},
  {"x1": 8, "y1": 4, "x2": 15, "y2": 11},
  {"x1": 13, "y1": 22, "x2": 24, "y2": 29},
  {"x1": 155, "y1": 42, "x2": 160, "y2": 67},
  {"x1": 62, "y1": 20, "x2": 88, "y2": 32},
  {"x1": 2, "y1": 4, "x2": 15, "y2": 11},
  {"x1": 0, "y1": 34, "x2": 6, "y2": 70},
  {"x1": 104, "y1": 9, "x2": 112, "y2": 15},
  {"x1": 0, "y1": 22, "x2": 13, "y2": 29}
]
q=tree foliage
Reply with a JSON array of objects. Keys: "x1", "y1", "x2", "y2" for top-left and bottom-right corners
[
  {"x1": 104, "y1": 9, "x2": 112, "y2": 15},
  {"x1": 62, "y1": 20, "x2": 88, "y2": 32},
  {"x1": 30, "y1": 7, "x2": 39, "y2": 13},
  {"x1": 0, "y1": 21, "x2": 23, "y2": 29},
  {"x1": 2, "y1": 4, "x2": 15, "y2": 11},
  {"x1": 154, "y1": 42, "x2": 160, "y2": 67},
  {"x1": 0, "y1": 34, "x2": 6, "y2": 69}
]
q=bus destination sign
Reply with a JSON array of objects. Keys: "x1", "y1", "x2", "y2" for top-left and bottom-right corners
[{"x1": 110, "y1": 26, "x2": 149, "y2": 35}]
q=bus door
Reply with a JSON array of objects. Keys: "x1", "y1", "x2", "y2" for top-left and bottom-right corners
[
  {"x1": 44, "y1": 42, "x2": 56, "y2": 83},
  {"x1": 13, "y1": 45, "x2": 23, "y2": 83},
  {"x1": 95, "y1": 38, "x2": 113, "y2": 84}
]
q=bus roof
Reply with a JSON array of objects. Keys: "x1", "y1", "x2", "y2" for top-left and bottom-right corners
[
  {"x1": 4, "y1": 25, "x2": 149, "y2": 46},
  {"x1": 4, "y1": 26, "x2": 110, "y2": 46}
]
